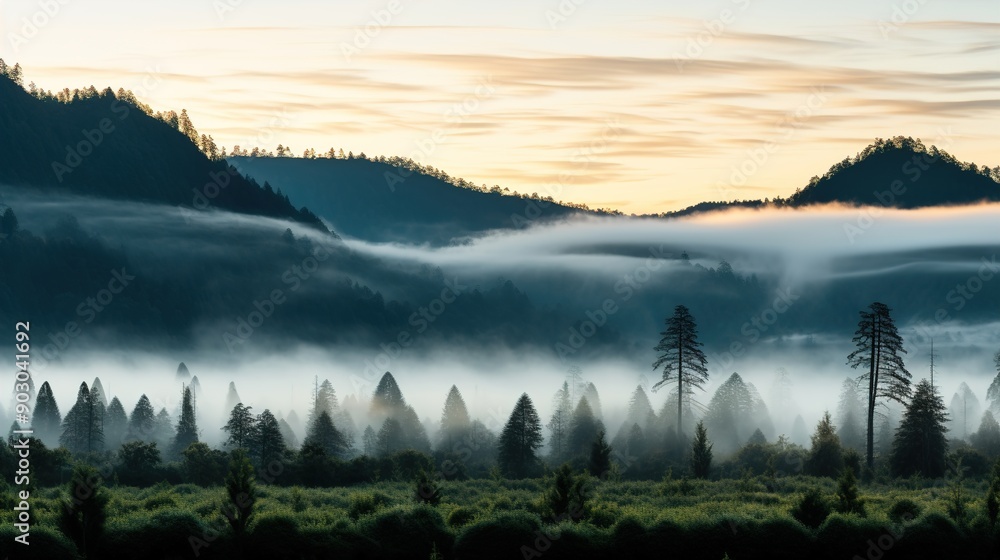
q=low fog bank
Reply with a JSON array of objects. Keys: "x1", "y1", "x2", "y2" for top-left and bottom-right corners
[{"x1": 12, "y1": 339, "x2": 1000, "y2": 459}]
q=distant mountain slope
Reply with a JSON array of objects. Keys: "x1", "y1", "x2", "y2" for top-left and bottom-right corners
[
  {"x1": 229, "y1": 156, "x2": 593, "y2": 244},
  {"x1": 0, "y1": 74, "x2": 326, "y2": 231},
  {"x1": 787, "y1": 137, "x2": 1000, "y2": 207}
]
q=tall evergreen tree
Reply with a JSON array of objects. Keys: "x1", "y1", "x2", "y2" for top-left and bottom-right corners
[
  {"x1": 304, "y1": 410, "x2": 347, "y2": 457},
  {"x1": 703, "y1": 372, "x2": 757, "y2": 453},
  {"x1": 805, "y1": 411, "x2": 844, "y2": 477},
  {"x1": 252, "y1": 409, "x2": 286, "y2": 467},
  {"x1": 223, "y1": 403, "x2": 256, "y2": 450},
  {"x1": 890, "y1": 379, "x2": 948, "y2": 478},
  {"x1": 547, "y1": 382, "x2": 573, "y2": 462},
  {"x1": 32, "y1": 381, "x2": 62, "y2": 447},
  {"x1": 987, "y1": 351, "x2": 1000, "y2": 415},
  {"x1": 588, "y1": 430, "x2": 612, "y2": 477},
  {"x1": 583, "y1": 382, "x2": 603, "y2": 420},
  {"x1": 949, "y1": 382, "x2": 981, "y2": 441},
  {"x1": 690, "y1": 420, "x2": 713, "y2": 478},
  {"x1": 176, "y1": 362, "x2": 191, "y2": 381},
  {"x1": 652, "y1": 305, "x2": 709, "y2": 442},
  {"x1": 375, "y1": 417, "x2": 404, "y2": 457},
  {"x1": 847, "y1": 301, "x2": 911, "y2": 470},
  {"x1": 60, "y1": 382, "x2": 104, "y2": 454},
  {"x1": 836, "y1": 378, "x2": 866, "y2": 452},
  {"x1": 153, "y1": 408, "x2": 174, "y2": 450},
  {"x1": 371, "y1": 372, "x2": 406, "y2": 418},
  {"x1": 971, "y1": 411, "x2": 1000, "y2": 458},
  {"x1": 224, "y1": 382, "x2": 242, "y2": 419},
  {"x1": 104, "y1": 397, "x2": 127, "y2": 450},
  {"x1": 91, "y1": 377, "x2": 108, "y2": 408},
  {"x1": 439, "y1": 385, "x2": 471, "y2": 451},
  {"x1": 171, "y1": 387, "x2": 199, "y2": 457},
  {"x1": 497, "y1": 393, "x2": 543, "y2": 478},
  {"x1": 568, "y1": 398, "x2": 603, "y2": 458},
  {"x1": 278, "y1": 418, "x2": 299, "y2": 450},
  {"x1": 362, "y1": 425, "x2": 377, "y2": 456},
  {"x1": 126, "y1": 395, "x2": 156, "y2": 442}
]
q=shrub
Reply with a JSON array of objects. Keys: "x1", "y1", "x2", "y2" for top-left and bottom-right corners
[
  {"x1": 544, "y1": 464, "x2": 587, "y2": 522},
  {"x1": 791, "y1": 488, "x2": 831, "y2": 529},
  {"x1": 359, "y1": 505, "x2": 454, "y2": 560},
  {"x1": 447, "y1": 506, "x2": 477, "y2": 527},
  {"x1": 414, "y1": 469, "x2": 442, "y2": 505},
  {"x1": 348, "y1": 490, "x2": 391, "y2": 520},
  {"x1": 889, "y1": 497, "x2": 922, "y2": 523},
  {"x1": 834, "y1": 467, "x2": 865, "y2": 517},
  {"x1": 454, "y1": 511, "x2": 543, "y2": 560}
]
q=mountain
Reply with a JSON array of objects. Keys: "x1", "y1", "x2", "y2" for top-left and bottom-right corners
[
  {"x1": 786, "y1": 136, "x2": 1000, "y2": 208},
  {"x1": 229, "y1": 156, "x2": 599, "y2": 244},
  {"x1": 0, "y1": 74, "x2": 326, "y2": 231}
]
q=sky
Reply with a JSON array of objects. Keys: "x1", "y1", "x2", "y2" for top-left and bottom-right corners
[{"x1": 1, "y1": 0, "x2": 998, "y2": 214}]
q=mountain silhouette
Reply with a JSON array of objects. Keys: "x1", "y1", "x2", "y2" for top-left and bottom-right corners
[
  {"x1": 230, "y1": 156, "x2": 598, "y2": 244},
  {"x1": 0, "y1": 74, "x2": 326, "y2": 231},
  {"x1": 786, "y1": 136, "x2": 999, "y2": 208}
]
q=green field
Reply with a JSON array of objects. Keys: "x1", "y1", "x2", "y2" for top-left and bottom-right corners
[{"x1": 3, "y1": 473, "x2": 998, "y2": 560}]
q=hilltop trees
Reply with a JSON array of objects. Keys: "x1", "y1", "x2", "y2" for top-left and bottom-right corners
[
  {"x1": 847, "y1": 302, "x2": 911, "y2": 470},
  {"x1": 652, "y1": 305, "x2": 708, "y2": 443},
  {"x1": 498, "y1": 393, "x2": 543, "y2": 478},
  {"x1": 890, "y1": 379, "x2": 948, "y2": 477}
]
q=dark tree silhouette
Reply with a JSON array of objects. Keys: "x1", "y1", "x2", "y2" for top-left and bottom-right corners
[
  {"x1": 847, "y1": 301, "x2": 911, "y2": 470},
  {"x1": 104, "y1": 397, "x2": 127, "y2": 450},
  {"x1": 223, "y1": 403, "x2": 256, "y2": 450},
  {"x1": 252, "y1": 409, "x2": 286, "y2": 467},
  {"x1": 652, "y1": 305, "x2": 708, "y2": 442},
  {"x1": 690, "y1": 421, "x2": 713, "y2": 478},
  {"x1": 805, "y1": 411, "x2": 844, "y2": 478},
  {"x1": 304, "y1": 410, "x2": 346, "y2": 457},
  {"x1": 588, "y1": 430, "x2": 612, "y2": 477},
  {"x1": 171, "y1": 387, "x2": 199, "y2": 457},
  {"x1": 890, "y1": 379, "x2": 948, "y2": 478},
  {"x1": 498, "y1": 393, "x2": 543, "y2": 478},
  {"x1": 376, "y1": 417, "x2": 405, "y2": 457},
  {"x1": 568, "y1": 398, "x2": 603, "y2": 459},
  {"x1": 60, "y1": 382, "x2": 104, "y2": 454},
  {"x1": 126, "y1": 395, "x2": 156, "y2": 442},
  {"x1": 971, "y1": 411, "x2": 1000, "y2": 458}
]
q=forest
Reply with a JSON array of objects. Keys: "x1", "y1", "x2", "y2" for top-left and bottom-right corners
[{"x1": 4, "y1": 302, "x2": 1000, "y2": 559}]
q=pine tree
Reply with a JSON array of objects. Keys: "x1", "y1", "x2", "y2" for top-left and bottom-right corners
[
  {"x1": 547, "y1": 382, "x2": 573, "y2": 462},
  {"x1": 836, "y1": 378, "x2": 866, "y2": 452},
  {"x1": 223, "y1": 450, "x2": 256, "y2": 536},
  {"x1": 33, "y1": 381, "x2": 62, "y2": 446},
  {"x1": 376, "y1": 417, "x2": 404, "y2": 456},
  {"x1": 805, "y1": 411, "x2": 844, "y2": 477},
  {"x1": 303, "y1": 410, "x2": 347, "y2": 457},
  {"x1": 371, "y1": 372, "x2": 406, "y2": 418},
  {"x1": 583, "y1": 383, "x2": 603, "y2": 420},
  {"x1": 497, "y1": 393, "x2": 543, "y2": 478},
  {"x1": 91, "y1": 377, "x2": 108, "y2": 408},
  {"x1": 971, "y1": 411, "x2": 1000, "y2": 458},
  {"x1": 988, "y1": 352, "x2": 1000, "y2": 415},
  {"x1": 362, "y1": 425, "x2": 377, "y2": 456},
  {"x1": 949, "y1": 383, "x2": 981, "y2": 441},
  {"x1": 223, "y1": 403, "x2": 256, "y2": 450},
  {"x1": 439, "y1": 385, "x2": 471, "y2": 451},
  {"x1": 704, "y1": 372, "x2": 757, "y2": 453},
  {"x1": 690, "y1": 421, "x2": 713, "y2": 478},
  {"x1": 153, "y1": 408, "x2": 174, "y2": 450},
  {"x1": 588, "y1": 430, "x2": 612, "y2": 477},
  {"x1": 568, "y1": 398, "x2": 603, "y2": 458},
  {"x1": 126, "y1": 395, "x2": 156, "y2": 442},
  {"x1": 652, "y1": 305, "x2": 708, "y2": 443},
  {"x1": 60, "y1": 382, "x2": 104, "y2": 454},
  {"x1": 848, "y1": 301, "x2": 911, "y2": 470},
  {"x1": 890, "y1": 379, "x2": 948, "y2": 478},
  {"x1": 176, "y1": 362, "x2": 191, "y2": 380},
  {"x1": 278, "y1": 418, "x2": 299, "y2": 450},
  {"x1": 224, "y1": 382, "x2": 242, "y2": 419},
  {"x1": 252, "y1": 409, "x2": 286, "y2": 467},
  {"x1": 172, "y1": 387, "x2": 199, "y2": 457},
  {"x1": 104, "y1": 397, "x2": 127, "y2": 450}
]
